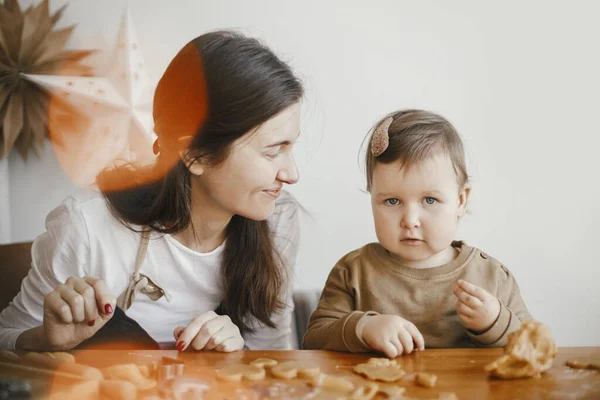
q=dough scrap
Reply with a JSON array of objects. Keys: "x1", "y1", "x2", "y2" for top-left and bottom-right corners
[
  {"x1": 566, "y1": 358, "x2": 600, "y2": 370},
  {"x1": 415, "y1": 372, "x2": 437, "y2": 388},
  {"x1": 484, "y1": 320, "x2": 557, "y2": 379},
  {"x1": 353, "y1": 358, "x2": 405, "y2": 382}
]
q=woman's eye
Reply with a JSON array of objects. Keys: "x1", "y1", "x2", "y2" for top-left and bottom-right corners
[{"x1": 266, "y1": 150, "x2": 281, "y2": 159}]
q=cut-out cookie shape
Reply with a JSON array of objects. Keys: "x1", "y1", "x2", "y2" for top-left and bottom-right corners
[
  {"x1": 485, "y1": 320, "x2": 557, "y2": 379},
  {"x1": 415, "y1": 372, "x2": 437, "y2": 387},
  {"x1": 271, "y1": 361, "x2": 320, "y2": 379},
  {"x1": 310, "y1": 373, "x2": 355, "y2": 393},
  {"x1": 216, "y1": 364, "x2": 266, "y2": 381},
  {"x1": 250, "y1": 358, "x2": 278, "y2": 368},
  {"x1": 350, "y1": 382, "x2": 379, "y2": 400},
  {"x1": 103, "y1": 363, "x2": 157, "y2": 390},
  {"x1": 377, "y1": 385, "x2": 406, "y2": 398},
  {"x1": 353, "y1": 358, "x2": 405, "y2": 382},
  {"x1": 566, "y1": 358, "x2": 600, "y2": 370}
]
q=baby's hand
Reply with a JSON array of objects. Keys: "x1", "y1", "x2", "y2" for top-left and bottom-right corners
[
  {"x1": 454, "y1": 280, "x2": 501, "y2": 333},
  {"x1": 361, "y1": 314, "x2": 425, "y2": 358}
]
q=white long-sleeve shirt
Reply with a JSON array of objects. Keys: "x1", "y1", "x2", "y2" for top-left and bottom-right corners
[{"x1": 0, "y1": 189, "x2": 300, "y2": 350}]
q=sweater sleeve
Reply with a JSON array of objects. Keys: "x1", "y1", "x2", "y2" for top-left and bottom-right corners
[
  {"x1": 302, "y1": 258, "x2": 378, "y2": 352},
  {"x1": 242, "y1": 190, "x2": 299, "y2": 350},
  {"x1": 0, "y1": 197, "x2": 90, "y2": 349},
  {"x1": 469, "y1": 263, "x2": 533, "y2": 347}
]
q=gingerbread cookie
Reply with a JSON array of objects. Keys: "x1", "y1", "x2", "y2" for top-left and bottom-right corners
[
  {"x1": 566, "y1": 358, "x2": 600, "y2": 370},
  {"x1": 415, "y1": 372, "x2": 437, "y2": 388},
  {"x1": 250, "y1": 358, "x2": 278, "y2": 368},
  {"x1": 353, "y1": 358, "x2": 406, "y2": 382},
  {"x1": 216, "y1": 364, "x2": 266, "y2": 381},
  {"x1": 271, "y1": 361, "x2": 321, "y2": 379},
  {"x1": 485, "y1": 320, "x2": 557, "y2": 379}
]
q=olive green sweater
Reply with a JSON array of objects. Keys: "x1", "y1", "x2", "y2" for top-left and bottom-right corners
[{"x1": 303, "y1": 241, "x2": 532, "y2": 352}]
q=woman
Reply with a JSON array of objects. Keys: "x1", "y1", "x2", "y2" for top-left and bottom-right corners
[{"x1": 0, "y1": 30, "x2": 304, "y2": 351}]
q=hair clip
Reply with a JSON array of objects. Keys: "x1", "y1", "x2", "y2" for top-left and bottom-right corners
[{"x1": 370, "y1": 116, "x2": 393, "y2": 157}]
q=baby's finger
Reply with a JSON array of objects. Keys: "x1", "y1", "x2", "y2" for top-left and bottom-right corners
[
  {"x1": 456, "y1": 288, "x2": 483, "y2": 309},
  {"x1": 380, "y1": 340, "x2": 399, "y2": 359},
  {"x1": 397, "y1": 329, "x2": 414, "y2": 354},
  {"x1": 457, "y1": 311, "x2": 473, "y2": 326},
  {"x1": 405, "y1": 323, "x2": 425, "y2": 351},
  {"x1": 457, "y1": 302, "x2": 476, "y2": 317},
  {"x1": 390, "y1": 336, "x2": 405, "y2": 356},
  {"x1": 457, "y1": 280, "x2": 487, "y2": 302}
]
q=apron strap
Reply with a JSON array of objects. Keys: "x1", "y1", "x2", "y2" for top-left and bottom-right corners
[{"x1": 117, "y1": 228, "x2": 172, "y2": 311}]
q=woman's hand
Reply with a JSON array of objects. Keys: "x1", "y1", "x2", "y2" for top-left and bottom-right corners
[
  {"x1": 20, "y1": 277, "x2": 116, "y2": 351},
  {"x1": 174, "y1": 311, "x2": 244, "y2": 352}
]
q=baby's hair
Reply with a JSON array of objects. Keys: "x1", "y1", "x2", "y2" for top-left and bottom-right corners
[{"x1": 364, "y1": 109, "x2": 469, "y2": 191}]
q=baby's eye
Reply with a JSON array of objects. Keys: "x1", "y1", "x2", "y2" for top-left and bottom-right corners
[
  {"x1": 424, "y1": 197, "x2": 437, "y2": 205},
  {"x1": 385, "y1": 198, "x2": 400, "y2": 206}
]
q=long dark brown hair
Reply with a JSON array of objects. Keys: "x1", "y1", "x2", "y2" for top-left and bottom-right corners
[{"x1": 97, "y1": 31, "x2": 304, "y2": 333}]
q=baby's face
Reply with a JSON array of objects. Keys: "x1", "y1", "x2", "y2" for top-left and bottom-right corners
[{"x1": 370, "y1": 153, "x2": 469, "y2": 268}]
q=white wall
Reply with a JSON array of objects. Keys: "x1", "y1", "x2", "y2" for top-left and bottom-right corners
[{"x1": 3, "y1": 0, "x2": 599, "y2": 346}]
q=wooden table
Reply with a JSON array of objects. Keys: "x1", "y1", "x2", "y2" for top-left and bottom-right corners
[{"x1": 2, "y1": 347, "x2": 599, "y2": 399}]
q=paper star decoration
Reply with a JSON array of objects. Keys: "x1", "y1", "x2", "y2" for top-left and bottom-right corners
[
  {"x1": 24, "y1": 7, "x2": 157, "y2": 186},
  {"x1": 0, "y1": 0, "x2": 94, "y2": 159}
]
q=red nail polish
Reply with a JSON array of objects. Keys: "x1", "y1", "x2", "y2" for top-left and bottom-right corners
[
  {"x1": 176, "y1": 341, "x2": 185, "y2": 351},
  {"x1": 105, "y1": 304, "x2": 113, "y2": 314},
  {"x1": 88, "y1": 320, "x2": 95, "y2": 327}
]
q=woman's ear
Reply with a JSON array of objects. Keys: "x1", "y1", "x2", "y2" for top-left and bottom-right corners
[
  {"x1": 458, "y1": 183, "x2": 471, "y2": 218},
  {"x1": 178, "y1": 136, "x2": 204, "y2": 176},
  {"x1": 180, "y1": 150, "x2": 204, "y2": 176}
]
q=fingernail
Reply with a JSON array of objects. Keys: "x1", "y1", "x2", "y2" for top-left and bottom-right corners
[
  {"x1": 88, "y1": 320, "x2": 95, "y2": 327},
  {"x1": 105, "y1": 304, "x2": 113, "y2": 314},
  {"x1": 176, "y1": 341, "x2": 185, "y2": 351}
]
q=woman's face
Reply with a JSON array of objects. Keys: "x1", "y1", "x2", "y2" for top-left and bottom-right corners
[{"x1": 190, "y1": 103, "x2": 301, "y2": 221}]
